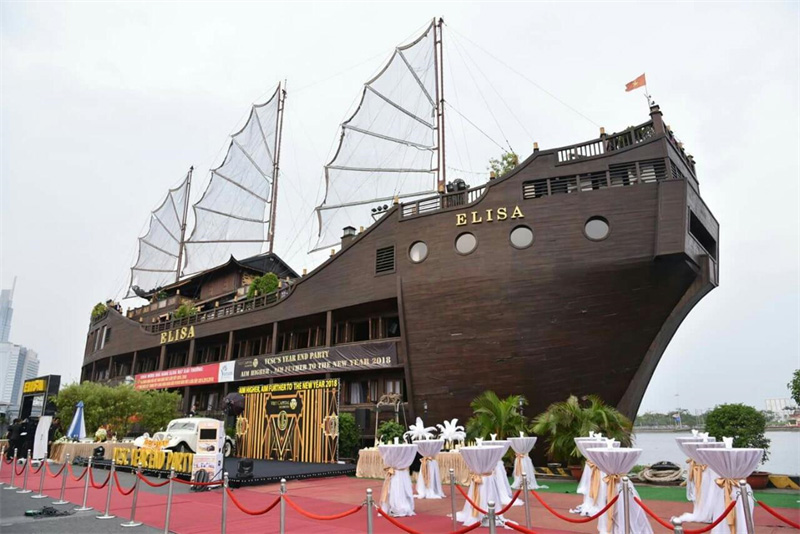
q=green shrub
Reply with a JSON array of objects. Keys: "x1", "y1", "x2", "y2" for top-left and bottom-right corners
[
  {"x1": 247, "y1": 273, "x2": 280, "y2": 299},
  {"x1": 377, "y1": 420, "x2": 406, "y2": 444},
  {"x1": 705, "y1": 403, "x2": 770, "y2": 463},
  {"x1": 91, "y1": 302, "x2": 108, "y2": 321},
  {"x1": 338, "y1": 412, "x2": 361, "y2": 459},
  {"x1": 173, "y1": 303, "x2": 198, "y2": 319},
  {"x1": 466, "y1": 390, "x2": 527, "y2": 440},
  {"x1": 155, "y1": 290, "x2": 168, "y2": 301}
]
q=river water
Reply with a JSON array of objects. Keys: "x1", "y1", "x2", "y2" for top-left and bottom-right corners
[{"x1": 632, "y1": 431, "x2": 800, "y2": 475}]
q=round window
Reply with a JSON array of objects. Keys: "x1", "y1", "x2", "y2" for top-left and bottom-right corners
[
  {"x1": 584, "y1": 217, "x2": 610, "y2": 241},
  {"x1": 509, "y1": 225, "x2": 534, "y2": 249},
  {"x1": 409, "y1": 241, "x2": 428, "y2": 263},
  {"x1": 455, "y1": 232, "x2": 477, "y2": 255}
]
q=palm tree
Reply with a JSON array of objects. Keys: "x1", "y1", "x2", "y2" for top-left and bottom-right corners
[
  {"x1": 531, "y1": 395, "x2": 633, "y2": 465},
  {"x1": 466, "y1": 391, "x2": 528, "y2": 440}
]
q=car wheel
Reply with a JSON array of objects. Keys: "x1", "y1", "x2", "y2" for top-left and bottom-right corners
[
  {"x1": 176, "y1": 443, "x2": 191, "y2": 453},
  {"x1": 223, "y1": 439, "x2": 233, "y2": 457}
]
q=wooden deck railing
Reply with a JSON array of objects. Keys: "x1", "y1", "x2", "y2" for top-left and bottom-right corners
[
  {"x1": 556, "y1": 122, "x2": 656, "y2": 163},
  {"x1": 400, "y1": 185, "x2": 486, "y2": 219}
]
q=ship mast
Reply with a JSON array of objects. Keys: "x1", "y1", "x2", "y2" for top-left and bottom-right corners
[
  {"x1": 268, "y1": 82, "x2": 286, "y2": 254},
  {"x1": 175, "y1": 166, "x2": 193, "y2": 282},
  {"x1": 434, "y1": 17, "x2": 446, "y2": 193}
]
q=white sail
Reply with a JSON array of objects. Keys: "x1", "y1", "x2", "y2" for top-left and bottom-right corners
[
  {"x1": 129, "y1": 169, "x2": 191, "y2": 295},
  {"x1": 313, "y1": 21, "x2": 440, "y2": 251},
  {"x1": 184, "y1": 85, "x2": 283, "y2": 275}
]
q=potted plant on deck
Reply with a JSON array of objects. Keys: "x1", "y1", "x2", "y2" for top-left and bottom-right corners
[
  {"x1": 705, "y1": 403, "x2": 771, "y2": 489},
  {"x1": 465, "y1": 391, "x2": 528, "y2": 472},
  {"x1": 531, "y1": 395, "x2": 633, "y2": 480}
]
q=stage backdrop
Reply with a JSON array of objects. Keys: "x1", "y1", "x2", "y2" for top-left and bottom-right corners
[{"x1": 236, "y1": 378, "x2": 340, "y2": 463}]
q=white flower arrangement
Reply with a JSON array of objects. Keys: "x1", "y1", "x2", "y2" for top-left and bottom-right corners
[{"x1": 404, "y1": 417, "x2": 437, "y2": 441}]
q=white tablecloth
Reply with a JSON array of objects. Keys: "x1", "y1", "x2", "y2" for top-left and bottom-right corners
[
  {"x1": 378, "y1": 444, "x2": 418, "y2": 517},
  {"x1": 694, "y1": 448, "x2": 763, "y2": 534},
  {"x1": 485, "y1": 439, "x2": 520, "y2": 506},
  {"x1": 676, "y1": 441, "x2": 725, "y2": 523},
  {"x1": 573, "y1": 438, "x2": 619, "y2": 516},
  {"x1": 584, "y1": 447, "x2": 653, "y2": 534},
  {"x1": 509, "y1": 437, "x2": 544, "y2": 489},
  {"x1": 456, "y1": 446, "x2": 507, "y2": 527},
  {"x1": 415, "y1": 439, "x2": 445, "y2": 499},
  {"x1": 676, "y1": 437, "x2": 717, "y2": 502}
]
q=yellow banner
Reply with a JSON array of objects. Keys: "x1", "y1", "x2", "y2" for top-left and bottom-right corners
[{"x1": 113, "y1": 447, "x2": 194, "y2": 473}]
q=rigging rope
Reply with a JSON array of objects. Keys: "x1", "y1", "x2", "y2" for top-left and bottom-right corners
[{"x1": 446, "y1": 102, "x2": 507, "y2": 152}]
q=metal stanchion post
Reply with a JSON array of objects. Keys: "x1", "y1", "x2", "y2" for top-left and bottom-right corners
[
  {"x1": 220, "y1": 472, "x2": 228, "y2": 534},
  {"x1": 32, "y1": 457, "x2": 47, "y2": 498},
  {"x1": 97, "y1": 459, "x2": 117, "y2": 519},
  {"x1": 75, "y1": 457, "x2": 94, "y2": 512},
  {"x1": 488, "y1": 500, "x2": 497, "y2": 534},
  {"x1": 5, "y1": 449, "x2": 18, "y2": 490},
  {"x1": 0, "y1": 446, "x2": 5, "y2": 483},
  {"x1": 365, "y1": 488, "x2": 374, "y2": 534},
  {"x1": 739, "y1": 479, "x2": 756, "y2": 534},
  {"x1": 671, "y1": 517, "x2": 685, "y2": 534},
  {"x1": 121, "y1": 463, "x2": 143, "y2": 527},
  {"x1": 522, "y1": 471, "x2": 532, "y2": 529},
  {"x1": 279, "y1": 478, "x2": 287, "y2": 534},
  {"x1": 622, "y1": 476, "x2": 631, "y2": 534},
  {"x1": 449, "y1": 468, "x2": 457, "y2": 531},
  {"x1": 163, "y1": 468, "x2": 175, "y2": 534},
  {"x1": 17, "y1": 451, "x2": 32, "y2": 493},
  {"x1": 53, "y1": 453, "x2": 71, "y2": 505}
]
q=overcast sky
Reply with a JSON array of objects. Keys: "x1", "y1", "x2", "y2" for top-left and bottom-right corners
[{"x1": 1, "y1": 2, "x2": 798, "y2": 415}]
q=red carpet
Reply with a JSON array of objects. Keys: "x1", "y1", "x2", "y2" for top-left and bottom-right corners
[{"x1": 1, "y1": 462, "x2": 796, "y2": 533}]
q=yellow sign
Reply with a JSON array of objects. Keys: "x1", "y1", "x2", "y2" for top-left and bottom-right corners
[
  {"x1": 113, "y1": 447, "x2": 194, "y2": 473},
  {"x1": 159, "y1": 325, "x2": 195, "y2": 345},
  {"x1": 23, "y1": 379, "x2": 47, "y2": 394},
  {"x1": 238, "y1": 378, "x2": 339, "y2": 394},
  {"x1": 456, "y1": 205, "x2": 524, "y2": 227}
]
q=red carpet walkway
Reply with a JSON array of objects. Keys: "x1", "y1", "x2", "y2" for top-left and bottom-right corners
[{"x1": 1, "y1": 461, "x2": 796, "y2": 533}]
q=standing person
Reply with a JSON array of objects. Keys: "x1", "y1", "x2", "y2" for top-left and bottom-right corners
[
  {"x1": 48, "y1": 417, "x2": 61, "y2": 456},
  {"x1": 6, "y1": 419, "x2": 21, "y2": 459},
  {"x1": 189, "y1": 403, "x2": 198, "y2": 417}
]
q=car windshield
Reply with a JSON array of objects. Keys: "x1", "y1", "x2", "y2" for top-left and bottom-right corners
[{"x1": 167, "y1": 422, "x2": 196, "y2": 432}]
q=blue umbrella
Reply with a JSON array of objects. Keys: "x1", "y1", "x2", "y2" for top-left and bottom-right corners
[{"x1": 66, "y1": 401, "x2": 86, "y2": 440}]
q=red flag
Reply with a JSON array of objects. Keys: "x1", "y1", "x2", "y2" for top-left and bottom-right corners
[{"x1": 625, "y1": 73, "x2": 647, "y2": 92}]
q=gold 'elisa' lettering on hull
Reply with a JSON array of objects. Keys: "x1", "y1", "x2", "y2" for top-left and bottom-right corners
[
  {"x1": 456, "y1": 206, "x2": 524, "y2": 226},
  {"x1": 160, "y1": 325, "x2": 195, "y2": 345}
]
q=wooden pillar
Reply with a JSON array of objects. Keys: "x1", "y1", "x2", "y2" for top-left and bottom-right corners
[
  {"x1": 158, "y1": 344, "x2": 167, "y2": 370},
  {"x1": 187, "y1": 338, "x2": 196, "y2": 367},
  {"x1": 325, "y1": 311, "x2": 332, "y2": 347},
  {"x1": 271, "y1": 322, "x2": 279, "y2": 354},
  {"x1": 182, "y1": 387, "x2": 192, "y2": 415},
  {"x1": 91, "y1": 361, "x2": 97, "y2": 381},
  {"x1": 107, "y1": 356, "x2": 115, "y2": 379},
  {"x1": 225, "y1": 331, "x2": 235, "y2": 361},
  {"x1": 131, "y1": 351, "x2": 138, "y2": 376}
]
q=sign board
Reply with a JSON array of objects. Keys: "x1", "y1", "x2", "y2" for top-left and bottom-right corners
[
  {"x1": 113, "y1": 448, "x2": 194, "y2": 473},
  {"x1": 191, "y1": 419, "x2": 224, "y2": 482},
  {"x1": 236, "y1": 378, "x2": 340, "y2": 463},
  {"x1": 32, "y1": 416, "x2": 51, "y2": 460},
  {"x1": 234, "y1": 341, "x2": 397, "y2": 381},
  {"x1": 134, "y1": 362, "x2": 234, "y2": 390},
  {"x1": 20, "y1": 375, "x2": 60, "y2": 420}
]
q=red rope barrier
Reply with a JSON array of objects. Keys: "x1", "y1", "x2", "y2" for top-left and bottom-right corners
[
  {"x1": 455, "y1": 484, "x2": 487, "y2": 514},
  {"x1": 225, "y1": 489, "x2": 281, "y2": 516},
  {"x1": 375, "y1": 506, "x2": 422, "y2": 534},
  {"x1": 496, "y1": 490, "x2": 522, "y2": 516},
  {"x1": 171, "y1": 476, "x2": 220, "y2": 486},
  {"x1": 284, "y1": 495, "x2": 363, "y2": 521},
  {"x1": 633, "y1": 496, "x2": 738, "y2": 534},
  {"x1": 46, "y1": 462, "x2": 66, "y2": 478},
  {"x1": 136, "y1": 473, "x2": 170, "y2": 487},
  {"x1": 446, "y1": 521, "x2": 483, "y2": 534},
  {"x1": 30, "y1": 461, "x2": 45, "y2": 474},
  {"x1": 757, "y1": 500, "x2": 800, "y2": 529},
  {"x1": 113, "y1": 471, "x2": 135, "y2": 496},
  {"x1": 507, "y1": 522, "x2": 542, "y2": 534},
  {"x1": 89, "y1": 467, "x2": 111, "y2": 489},
  {"x1": 68, "y1": 463, "x2": 88, "y2": 481},
  {"x1": 2, "y1": 456, "x2": 12, "y2": 464},
  {"x1": 530, "y1": 490, "x2": 619, "y2": 523},
  {"x1": 14, "y1": 459, "x2": 27, "y2": 476}
]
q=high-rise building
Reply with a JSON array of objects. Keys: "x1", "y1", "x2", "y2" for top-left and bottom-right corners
[
  {"x1": 0, "y1": 278, "x2": 15, "y2": 343},
  {"x1": 0, "y1": 343, "x2": 39, "y2": 418}
]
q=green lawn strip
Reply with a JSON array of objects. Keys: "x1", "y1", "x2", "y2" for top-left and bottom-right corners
[{"x1": 533, "y1": 480, "x2": 800, "y2": 509}]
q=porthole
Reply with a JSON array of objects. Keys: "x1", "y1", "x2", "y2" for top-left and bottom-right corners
[
  {"x1": 409, "y1": 241, "x2": 428, "y2": 263},
  {"x1": 509, "y1": 225, "x2": 534, "y2": 249},
  {"x1": 455, "y1": 232, "x2": 477, "y2": 255},
  {"x1": 584, "y1": 216, "x2": 610, "y2": 241}
]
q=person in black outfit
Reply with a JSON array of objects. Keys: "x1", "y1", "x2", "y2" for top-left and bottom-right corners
[
  {"x1": 6, "y1": 418, "x2": 21, "y2": 459},
  {"x1": 48, "y1": 417, "x2": 61, "y2": 457}
]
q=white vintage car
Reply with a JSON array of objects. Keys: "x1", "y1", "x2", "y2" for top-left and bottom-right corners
[{"x1": 139, "y1": 418, "x2": 235, "y2": 457}]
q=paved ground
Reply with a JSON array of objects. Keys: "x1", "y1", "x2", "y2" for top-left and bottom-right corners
[{"x1": 1, "y1": 460, "x2": 797, "y2": 533}]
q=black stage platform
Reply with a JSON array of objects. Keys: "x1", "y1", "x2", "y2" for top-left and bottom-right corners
[{"x1": 74, "y1": 456, "x2": 355, "y2": 488}]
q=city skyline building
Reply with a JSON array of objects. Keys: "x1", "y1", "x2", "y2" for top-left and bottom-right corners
[
  {"x1": 0, "y1": 279, "x2": 41, "y2": 418},
  {"x1": 0, "y1": 277, "x2": 16, "y2": 342}
]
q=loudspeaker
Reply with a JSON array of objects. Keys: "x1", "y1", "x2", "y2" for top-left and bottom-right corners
[
  {"x1": 236, "y1": 458, "x2": 253, "y2": 479},
  {"x1": 354, "y1": 408, "x2": 370, "y2": 432}
]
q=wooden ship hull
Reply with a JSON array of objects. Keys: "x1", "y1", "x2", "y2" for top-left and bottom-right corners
[{"x1": 81, "y1": 105, "x2": 718, "y2": 445}]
